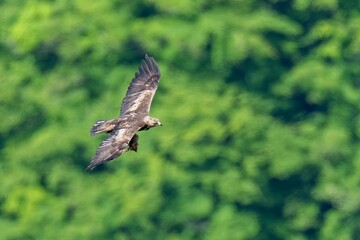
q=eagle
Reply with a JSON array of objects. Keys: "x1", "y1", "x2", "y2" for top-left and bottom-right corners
[{"x1": 86, "y1": 54, "x2": 162, "y2": 171}]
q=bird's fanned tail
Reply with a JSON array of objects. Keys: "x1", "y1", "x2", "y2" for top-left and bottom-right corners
[{"x1": 90, "y1": 119, "x2": 118, "y2": 136}]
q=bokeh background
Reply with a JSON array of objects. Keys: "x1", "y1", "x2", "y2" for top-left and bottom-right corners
[{"x1": 1, "y1": 0, "x2": 360, "y2": 239}]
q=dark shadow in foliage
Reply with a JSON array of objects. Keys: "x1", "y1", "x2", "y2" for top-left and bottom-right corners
[
  {"x1": 3, "y1": 106, "x2": 47, "y2": 143},
  {"x1": 132, "y1": 1, "x2": 157, "y2": 18},
  {"x1": 33, "y1": 44, "x2": 59, "y2": 73},
  {"x1": 225, "y1": 58, "x2": 284, "y2": 94},
  {"x1": 119, "y1": 39, "x2": 147, "y2": 63},
  {"x1": 271, "y1": 91, "x2": 329, "y2": 123},
  {"x1": 267, "y1": 165, "x2": 320, "y2": 204}
]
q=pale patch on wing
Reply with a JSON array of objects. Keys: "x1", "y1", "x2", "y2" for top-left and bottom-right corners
[{"x1": 125, "y1": 90, "x2": 152, "y2": 113}]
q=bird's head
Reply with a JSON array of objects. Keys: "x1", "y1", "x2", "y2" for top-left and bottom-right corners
[
  {"x1": 146, "y1": 117, "x2": 162, "y2": 127},
  {"x1": 154, "y1": 118, "x2": 162, "y2": 127},
  {"x1": 148, "y1": 118, "x2": 162, "y2": 127}
]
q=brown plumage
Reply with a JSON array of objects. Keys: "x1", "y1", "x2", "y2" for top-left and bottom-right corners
[{"x1": 86, "y1": 54, "x2": 162, "y2": 171}]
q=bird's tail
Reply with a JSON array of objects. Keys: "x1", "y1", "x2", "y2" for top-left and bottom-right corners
[{"x1": 90, "y1": 119, "x2": 118, "y2": 136}]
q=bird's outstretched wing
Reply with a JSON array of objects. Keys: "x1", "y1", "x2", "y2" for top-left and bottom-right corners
[
  {"x1": 86, "y1": 126, "x2": 138, "y2": 171},
  {"x1": 120, "y1": 54, "x2": 161, "y2": 117}
]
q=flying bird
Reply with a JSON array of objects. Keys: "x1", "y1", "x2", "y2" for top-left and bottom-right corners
[{"x1": 86, "y1": 54, "x2": 162, "y2": 170}]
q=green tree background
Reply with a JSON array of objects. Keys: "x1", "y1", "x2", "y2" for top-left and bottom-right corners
[{"x1": 1, "y1": 0, "x2": 360, "y2": 239}]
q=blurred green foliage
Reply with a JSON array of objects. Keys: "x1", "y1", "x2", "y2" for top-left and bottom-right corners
[{"x1": 1, "y1": 0, "x2": 360, "y2": 239}]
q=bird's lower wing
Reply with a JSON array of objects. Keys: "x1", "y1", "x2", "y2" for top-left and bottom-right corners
[{"x1": 86, "y1": 127, "x2": 137, "y2": 171}]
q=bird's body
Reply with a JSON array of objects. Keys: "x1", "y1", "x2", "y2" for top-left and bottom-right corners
[{"x1": 86, "y1": 54, "x2": 162, "y2": 171}]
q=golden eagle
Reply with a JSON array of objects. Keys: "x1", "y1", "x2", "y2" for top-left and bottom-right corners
[{"x1": 86, "y1": 54, "x2": 162, "y2": 170}]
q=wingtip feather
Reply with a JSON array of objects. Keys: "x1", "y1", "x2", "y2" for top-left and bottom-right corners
[
  {"x1": 84, "y1": 163, "x2": 95, "y2": 171},
  {"x1": 84, "y1": 167, "x2": 92, "y2": 172},
  {"x1": 141, "y1": 60, "x2": 151, "y2": 74},
  {"x1": 142, "y1": 54, "x2": 160, "y2": 75}
]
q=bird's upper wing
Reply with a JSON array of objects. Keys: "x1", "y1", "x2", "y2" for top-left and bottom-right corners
[
  {"x1": 86, "y1": 126, "x2": 138, "y2": 170},
  {"x1": 120, "y1": 54, "x2": 161, "y2": 118}
]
